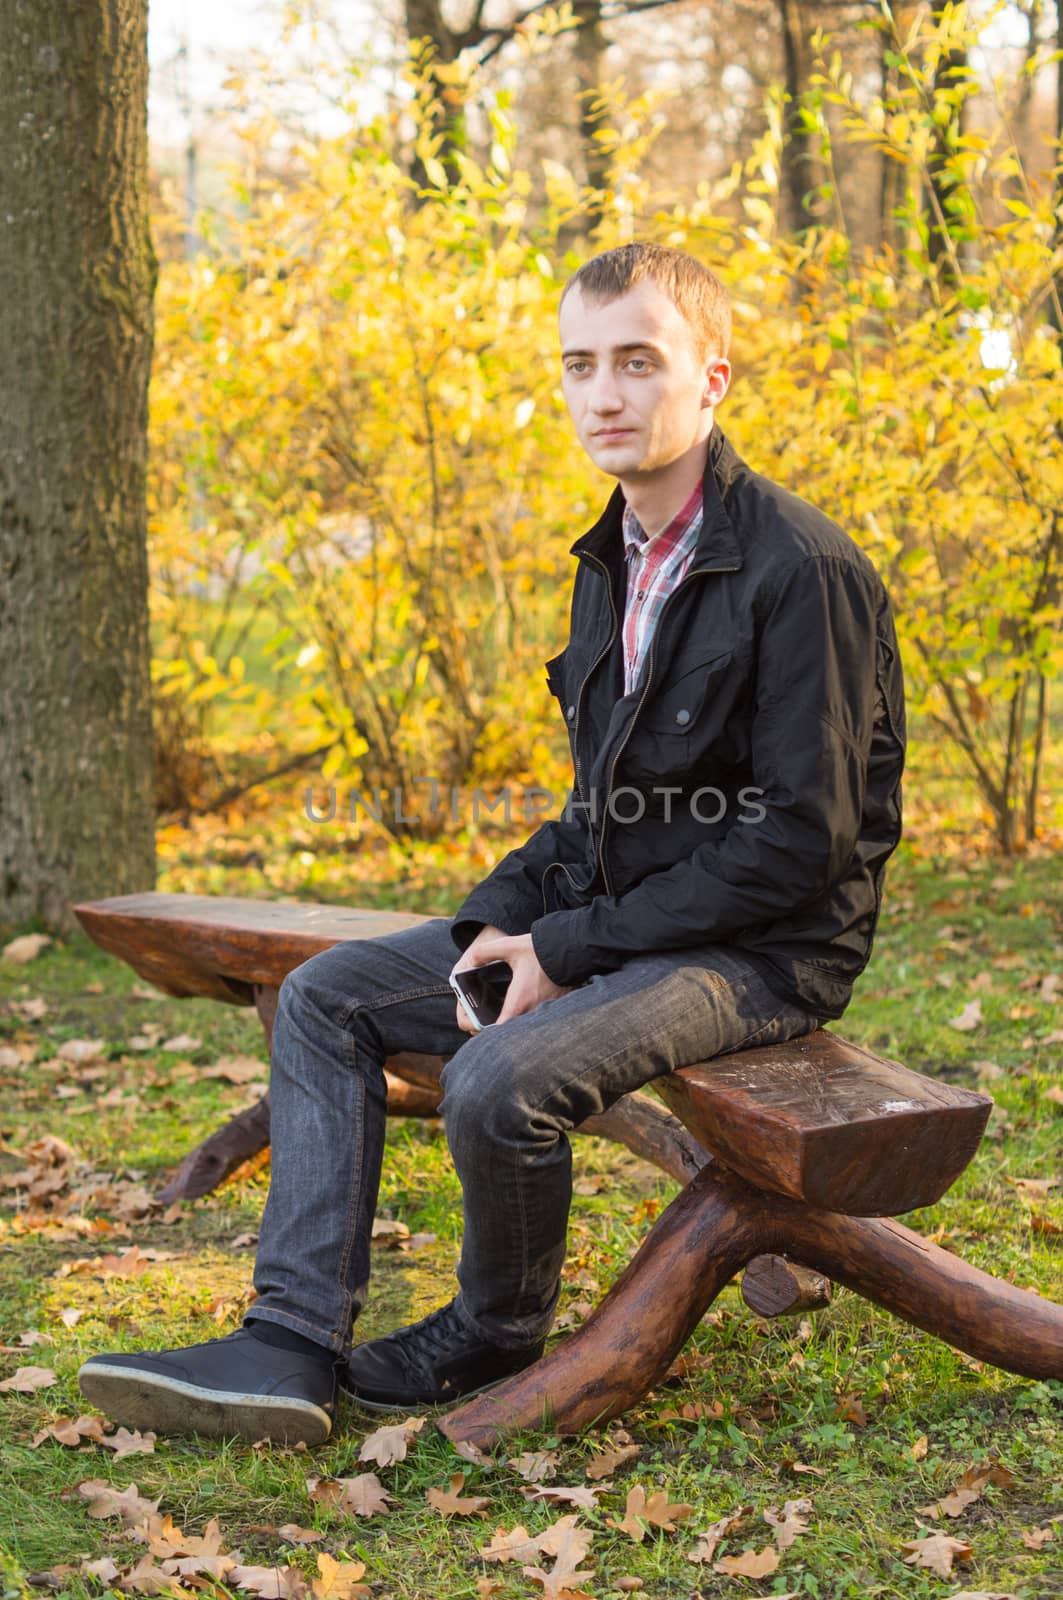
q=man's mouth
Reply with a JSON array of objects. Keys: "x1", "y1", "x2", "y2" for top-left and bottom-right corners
[{"x1": 592, "y1": 428, "x2": 634, "y2": 440}]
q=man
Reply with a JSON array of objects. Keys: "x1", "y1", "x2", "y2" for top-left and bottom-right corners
[{"x1": 79, "y1": 243, "x2": 905, "y2": 1444}]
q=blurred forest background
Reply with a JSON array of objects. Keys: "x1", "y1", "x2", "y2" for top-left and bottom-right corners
[{"x1": 3, "y1": 0, "x2": 1062, "y2": 927}]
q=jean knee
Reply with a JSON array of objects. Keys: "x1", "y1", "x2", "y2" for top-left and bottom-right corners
[{"x1": 441, "y1": 1031, "x2": 555, "y2": 1162}]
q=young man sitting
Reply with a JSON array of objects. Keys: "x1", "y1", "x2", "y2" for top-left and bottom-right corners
[{"x1": 79, "y1": 243, "x2": 905, "y2": 1444}]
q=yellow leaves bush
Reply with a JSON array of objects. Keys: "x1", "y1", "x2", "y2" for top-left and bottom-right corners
[{"x1": 149, "y1": 10, "x2": 1062, "y2": 847}]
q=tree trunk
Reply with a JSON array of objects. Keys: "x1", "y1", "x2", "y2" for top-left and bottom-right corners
[
  {"x1": 573, "y1": 0, "x2": 609, "y2": 223},
  {"x1": 0, "y1": 0, "x2": 156, "y2": 932},
  {"x1": 404, "y1": 0, "x2": 467, "y2": 188},
  {"x1": 776, "y1": 0, "x2": 816, "y2": 235}
]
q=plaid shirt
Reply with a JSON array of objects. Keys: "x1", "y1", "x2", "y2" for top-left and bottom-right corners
[{"x1": 621, "y1": 481, "x2": 704, "y2": 695}]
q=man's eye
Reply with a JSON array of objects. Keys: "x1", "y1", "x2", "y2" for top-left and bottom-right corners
[
  {"x1": 628, "y1": 358, "x2": 651, "y2": 372},
  {"x1": 566, "y1": 361, "x2": 589, "y2": 375}
]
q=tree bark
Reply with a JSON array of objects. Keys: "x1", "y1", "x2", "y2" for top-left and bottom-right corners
[{"x1": 0, "y1": 0, "x2": 156, "y2": 932}]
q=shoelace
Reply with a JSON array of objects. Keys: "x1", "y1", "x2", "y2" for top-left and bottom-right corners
[{"x1": 389, "y1": 1300, "x2": 469, "y2": 1376}]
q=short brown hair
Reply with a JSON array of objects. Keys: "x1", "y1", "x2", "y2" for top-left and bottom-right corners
[{"x1": 560, "y1": 243, "x2": 731, "y2": 361}]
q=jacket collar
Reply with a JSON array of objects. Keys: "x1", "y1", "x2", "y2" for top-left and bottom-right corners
[{"x1": 569, "y1": 425, "x2": 745, "y2": 574}]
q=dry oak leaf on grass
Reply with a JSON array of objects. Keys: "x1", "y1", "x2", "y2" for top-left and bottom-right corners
[
  {"x1": 2, "y1": 932, "x2": 51, "y2": 963},
  {"x1": 1020, "y1": 1526, "x2": 1054, "y2": 1549},
  {"x1": 524, "y1": 1485, "x2": 607, "y2": 1511},
  {"x1": 75, "y1": 1479, "x2": 161, "y2": 1525},
  {"x1": 356, "y1": 1414, "x2": 427, "y2": 1467},
  {"x1": 426, "y1": 1472, "x2": 492, "y2": 1517},
  {"x1": 522, "y1": 1517, "x2": 595, "y2": 1600},
  {"x1": 901, "y1": 1534, "x2": 974, "y2": 1577},
  {"x1": 32, "y1": 1414, "x2": 107, "y2": 1447},
  {"x1": 228, "y1": 1565, "x2": 308, "y2": 1598},
  {"x1": 0, "y1": 1364, "x2": 57, "y2": 1393},
  {"x1": 608, "y1": 1485, "x2": 696, "y2": 1542},
  {"x1": 919, "y1": 1461, "x2": 1016, "y2": 1520},
  {"x1": 307, "y1": 1472, "x2": 394, "y2": 1516},
  {"x1": 763, "y1": 1497, "x2": 813, "y2": 1550},
  {"x1": 509, "y1": 1449, "x2": 560, "y2": 1482},
  {"x1": 585, "y1": 1442, "x2": 640, "y2": 1480},
  {"x1": 713, "y1": 1545, "x2": 781, "y2": 1578},
  {"x1": 311, "y1": 1553, "x2": 370, "y2": 1598},
  {"x1": 685, "y1": 1507, "x2": 751, "y2": 1565},
  {"x1": 56, "y1": 1244, "x2": 178, "y2": 1280},
  {"x1": 117, "y1": 1553, "x2": 197, "y2": 1596}
]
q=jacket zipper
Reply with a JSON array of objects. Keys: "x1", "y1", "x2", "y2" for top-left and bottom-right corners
[{"x1": 592, "y1": 560, "x2": 741, "y2": 896}]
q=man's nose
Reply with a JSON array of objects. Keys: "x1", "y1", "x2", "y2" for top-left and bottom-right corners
[{"x1": 588, "y1": 373, "x2": 623, "y2": 413}]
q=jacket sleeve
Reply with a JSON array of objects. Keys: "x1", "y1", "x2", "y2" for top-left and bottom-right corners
[
  {"x1": 449, "y1": 798, "x2": 591, "y2": 957},
  {"x1": 528, "y1": 555, "x2": 893, "y2": 988}
]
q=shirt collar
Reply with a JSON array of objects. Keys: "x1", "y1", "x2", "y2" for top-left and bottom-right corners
[{"x1": 622, "y1": 479, "x2": 704, "y2": 560}]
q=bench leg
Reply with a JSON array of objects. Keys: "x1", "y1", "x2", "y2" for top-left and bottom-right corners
[{"x1": 439, "y1": 1162, "x2": 1063, "y2": 1449}]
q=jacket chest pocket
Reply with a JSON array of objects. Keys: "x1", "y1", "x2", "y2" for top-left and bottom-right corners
[
  {"x1": 545, "y1": 650, "x2": 578, "y2": 727},
  {"x1": 626, "y1": 645, "x2": 742, "y2": 777}
]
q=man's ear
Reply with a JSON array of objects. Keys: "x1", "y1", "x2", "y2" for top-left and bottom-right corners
[{"x1": 702, "y1": 357, "x2": 731, "y2": 408}]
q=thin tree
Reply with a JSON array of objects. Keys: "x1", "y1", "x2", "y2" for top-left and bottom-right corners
[{"x1": 0, "y1": 0, "x2": 156, "y2": 931}]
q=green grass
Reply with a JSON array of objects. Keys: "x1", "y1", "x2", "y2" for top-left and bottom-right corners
[{"x1": 1, "y1": 845, "x2": 1062, "y2": 1598}]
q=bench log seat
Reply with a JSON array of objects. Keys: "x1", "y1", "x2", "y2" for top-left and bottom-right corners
[{"x1": 73, "y1": 891, "x2": 1063, "y2": 1444}]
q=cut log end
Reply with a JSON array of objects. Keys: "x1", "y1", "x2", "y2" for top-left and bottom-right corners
[{"x1": 741, "y1": 1255, "x2": 832, "y2": 1317}]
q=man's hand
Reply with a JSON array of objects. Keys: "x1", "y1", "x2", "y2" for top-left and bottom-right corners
[{"x1": 451, "y1": 927, "x2": 573, "y2": 1033}]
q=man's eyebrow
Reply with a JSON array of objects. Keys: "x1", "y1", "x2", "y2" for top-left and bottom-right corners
[{"x1": 561, "y1": 340, "x2": 666, "y2": 359}]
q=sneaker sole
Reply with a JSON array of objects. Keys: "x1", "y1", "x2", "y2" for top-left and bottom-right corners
[{"x1": 78, "y1": 1362, "x2": 332, "y2": 1446}]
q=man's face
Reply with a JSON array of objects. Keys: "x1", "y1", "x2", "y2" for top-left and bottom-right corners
[{"x1": 558, "y1": 279, "x2": 728, "y2": 482}]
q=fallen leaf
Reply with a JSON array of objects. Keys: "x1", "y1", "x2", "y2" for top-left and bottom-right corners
[
  {"x1": 1020, "y1": 1526, "x2": 1053, "y2": 1549},
  {"x1": 2, "y1": 933, "x2": 52, "y2": 963},
  {"x1": 201, "y1": 1054, "x2": 266, "y2": 1083},
  {"x1": 118, "y1": 1553, "x2": 193, "y2": 1595},
  {"x1": 713, "y1": 1545, "x2": 780, "y2": 1577},
  {"x1": 160, "y1": 1034, "x2": 202, "y2": 1053},
  {"x1": 901, "y1": 1534, "x2": 973, "y2": 1577},
  {"x1": 763, "y1": 1497, "x2": 812, "y2": 1549},
  {"x1": 585, "y1": 1442, "x2": 640, "y2": 1480},
  {"x1": 834, "y1": 1391, "x2": 867, "y2": 1426},
  {"x1": 307, "y1": 1472, "x2": 394, "y2": 1517},
  {"x1": 31, "y1": 1414, "x2": 107, "y2": 1447},
  {"x1": 357, "y1": 1414, "x2": 427, "y2": 1467},
  {"x1": 426, "y1": 1472, "x2": 491, "y2": 1518},
  {"x1": 1044, "y1": 1086, "x2": 1063, "y2": 1108},
  {"x1": 476, "y1": 1582, "x2": 502, "y2": 1598},
  {"x1": 786, "y1": 1460, "x2": 826, "y2": 1478},
  {"x1": 278, "y1": 1525, "x2": 325, "y2": 1546},
  {"x1": 56, "y1": 1038, "x2": 106, "y2": 1063},
  {"x1": 948, "y1": 1000, "x2": 983, "y2": 1032},
  {"x1": 609, "y1": 1485, "x2": 695, "y2": 1542},
  {"x1": 452, "y1": 1437, "x2": 489, "y2": 1467},
  {"x1": 229, "y1": 1565, "x2": 308, "y2": 1598},
  {"x1": 311, "y1": 1552, "x2": 369, "y2": 1598},
  {"x1": 58, "y1": 1308, "x2": 84, "y2": 1328},
  {"x1": 912, "y1": 1434, "x2": 929, "y2": 1460},
  {"x1": 1006, "y1": 1175, "x2": 1059, "y2": 1200},
  {"x1": 522, "y1": 1516, "x2": 595, "y2": 1598},
  {"x1": 943, "y1": 1591, "x2": 1018, "y2": 1599},
  {"x1": 526, "y1": 1486, "x2": 605, "y2": 1511},
  {"x1": 369, "y1": 1217, "x2": 409, "y2": 1240},
  {"x1": 509, "y1": 1449, "x2": 559, "y2": 1483},
  {"x1": 0, "y1": 1364, "x2": 56, "y2": 1393},
  {"x1": 99, "y1": 1425, "x2": 157, "y2": 1457},
  {"x1": 481, "y1": 1525, "x2": 545, "y2": 1564},
  {"x1": 76, "y1": 1479, "x2": 160, "y2": 1524},
  {"x1": 937, "y1": 1487, "x2": 981, "y2": 1518},
  {"x1": 685, "y1": 1508, "x2": 749, "y2": 1564},
  {"x1": 80, "y1": 1556, "x2": 122, "y2": 1582}
]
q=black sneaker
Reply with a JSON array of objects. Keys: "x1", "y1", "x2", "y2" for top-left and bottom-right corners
[
  {"x1": 77, "y1": 1328, "x2": 337, "y2": 1445},
  {"x1": 343, "y1": 1299, "x2": 544, "y2": 1412}
]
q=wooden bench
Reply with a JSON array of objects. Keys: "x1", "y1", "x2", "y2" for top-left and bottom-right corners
[{"x1": 74, "y1": 891, "x2": 1063, "y2": 1447}]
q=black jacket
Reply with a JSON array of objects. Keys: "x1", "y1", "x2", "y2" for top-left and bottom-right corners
[{"x1": 451, "y1": 427, "x2": 906, "y2": 1022}]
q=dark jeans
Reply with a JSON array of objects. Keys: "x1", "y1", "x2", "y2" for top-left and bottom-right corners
[{"x1": 250, "y1": 916, "x2": 820, "y2": 1354}]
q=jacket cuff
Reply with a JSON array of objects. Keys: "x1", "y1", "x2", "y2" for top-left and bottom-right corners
[
  {"x1": 450, "y1": 892, "x2": 536, "y2": 957},
  {"x1": 530, "y1": 908, "x2": 623, "y2": 989}
]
